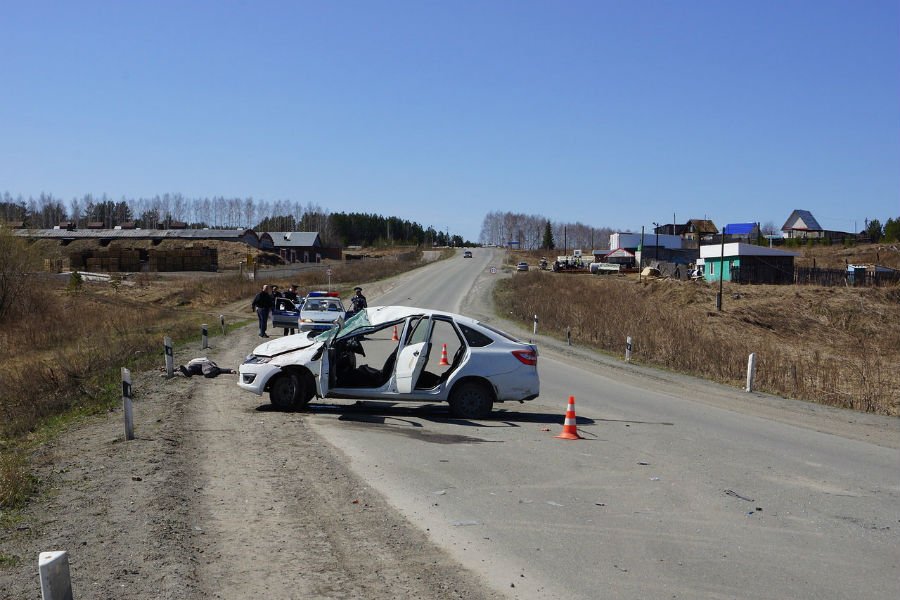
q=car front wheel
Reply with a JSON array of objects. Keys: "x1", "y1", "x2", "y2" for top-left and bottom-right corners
[
  {"x1": 449, "y1": 381, "x2": 493, "y2": 419},
  {"x1": 269, "y1": 372, "x2": 308, "y2": 410}
]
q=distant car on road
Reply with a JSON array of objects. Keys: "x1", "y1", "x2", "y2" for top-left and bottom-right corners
[
  {"x1": 463, "y1": 250, "x2": 473, "y2": 258},
  {"x1": 298, "y1": 291, "x2": 346, "y2": 333},
  {"x1": 516, "y1": 261, "x2": 529, "y2": 271},
  {"x1": 238, "y1": 305, "x2": 540, "y2": 418}
]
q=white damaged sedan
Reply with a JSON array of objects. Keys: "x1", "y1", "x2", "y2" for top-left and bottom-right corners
[{"x1": 238, "y1": 306, "x2": 539, "y2": 418}]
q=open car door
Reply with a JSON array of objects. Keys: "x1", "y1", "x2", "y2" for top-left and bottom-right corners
[
  {"x1": 317, "y1": 345, "x2": 330, "y2": 398},
  {"x1": 395, "y1": 341, "x2": 429, "y2": 393},
  {"x1": 395, "y1": 316, "x2": 431, "y2": 393}
]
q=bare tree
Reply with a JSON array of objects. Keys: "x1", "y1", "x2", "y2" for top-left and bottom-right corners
[{"x1": 243, "y1": 197, "x2": 254, "y2": 230}]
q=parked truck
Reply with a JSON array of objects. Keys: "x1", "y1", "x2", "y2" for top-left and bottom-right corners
[{"x1": 552, "y1": 252, "x2": 586, "y2": 271}]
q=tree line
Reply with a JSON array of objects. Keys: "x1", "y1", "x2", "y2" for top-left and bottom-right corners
[
  {"x1": 479, "y1": 210, "x2": 615, "y2": 252},
  {"x1": 0, "y1": 192, "x2": 474, "y2": 247}
]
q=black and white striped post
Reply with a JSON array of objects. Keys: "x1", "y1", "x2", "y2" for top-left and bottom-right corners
[
  {"x1": 566, "y1": 326, "x2": 571, "y2": 346},
  {"x1": 122, "y1": 368, "x2": 134, "y2": 441},
  {"x1": 625, "y1": 336, "x2": 633, "y2": 362},
  {"x1": 38, "y1": 550, "x2": 73, "y2": 600},
  {"x1": 745, "y1": 352, "x2": 758, "y2": 392},
  {"x1": 164, "y1": 336, "x2": 174, "y2": 378},
  {"x1": 220, "y1": 314, "x2": 226, "y2": 336},
  {"x1": 201, "y1": 324, "x2": 209, "y2": 349}
]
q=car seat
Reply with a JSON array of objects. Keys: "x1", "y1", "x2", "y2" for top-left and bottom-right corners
[{"x1": 379, "y1": 346, "x2": 398, "y2": 386}]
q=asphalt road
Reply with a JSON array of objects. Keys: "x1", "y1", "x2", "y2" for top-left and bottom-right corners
[{"x1": 303, "y1": 248, "x2": 900, "y2": 599}]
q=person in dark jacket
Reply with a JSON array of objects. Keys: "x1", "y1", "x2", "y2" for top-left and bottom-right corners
[
  {"x1": 252, "y1": 284, "x2": 274, "y2": 337},
  {"x1": 179, "y1": 357, "x2": 235, "y2": 378},
  {"x1": 277, "y1": 284, "x2": 301, "y2": 336},
  {"x1": 350, "y1": 286, "x2": 367, "y2": 315}
]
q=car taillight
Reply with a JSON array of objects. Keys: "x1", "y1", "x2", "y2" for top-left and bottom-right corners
[{"x1": 512, "y1": 349, "x2": 537, "y2": 366}]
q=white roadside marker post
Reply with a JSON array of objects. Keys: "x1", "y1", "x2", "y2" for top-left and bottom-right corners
[
  {"x1": 122, "y1": 368, "x2": 134, "y2": 441},
  {"x1": 746, "y1": 352, "x2": 758, "y2": 392},
  {"x1": 626, "y1": 336, "x2": 633, "y2": 362},
  {"x1": 533, "y1": 314, "x2": 538, "y2": 338},
  {"x1": 164, "y1": 336, "x2": 174, "y2": 378},
  {"x1": 201, "y1": 324, "x2": 208, "y2": 349},
  {"x1": 38, "y1": 550, "x2": 73, "y2": 600},
  {"x1": 567, "y1": 326, "x2": 571, "y2": 346},
  {"x1": 220, "y1": 314, "x2": 226, "y2": 336}
]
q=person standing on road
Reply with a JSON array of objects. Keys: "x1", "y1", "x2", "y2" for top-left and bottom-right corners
[
  {"x1": 252, "y1": 284, "x2": 274, "y2": 337},
  {"x1": 350, "y1": 286, "x2": 367, "y2": 315},
  {"x1": 279, "y1": 284, "x2": 300, "y2": 336}
]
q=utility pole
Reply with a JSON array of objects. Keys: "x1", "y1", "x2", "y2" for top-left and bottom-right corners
[
  {"x1": 639, "y1": 226, "x2": 645, "y2": 278},
  {"x1": 653, "y1": 222, "x2": 660, "y2": 261},
  {"x1": 717, "y1": 225, "x2": 726, "y2": 311}
]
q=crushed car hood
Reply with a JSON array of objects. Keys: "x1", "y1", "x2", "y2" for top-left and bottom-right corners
[{"x1": 252, "y1": 333, "x2": 319, "y2": 356}]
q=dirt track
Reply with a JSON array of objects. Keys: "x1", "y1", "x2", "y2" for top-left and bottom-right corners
[{"x1": 0, "y1": 302, "x2": 500, "y2": 599}]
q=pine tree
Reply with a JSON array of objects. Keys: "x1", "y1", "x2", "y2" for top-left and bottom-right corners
[{"x1": 542, "y1": 221, "x2": 555, "y2": 250}]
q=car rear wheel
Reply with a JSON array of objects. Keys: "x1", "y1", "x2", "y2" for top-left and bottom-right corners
[
  {"x1": 449, "y1": 381, "x2": 493, "y2": 419},
  {"x1": 269, "y1": 372, "x2": 308, "y2": 410}
]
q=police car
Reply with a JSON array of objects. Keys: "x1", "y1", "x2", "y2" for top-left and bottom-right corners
[{"x1": 298, "y1": 291, "x2": 346, "y2": 333}]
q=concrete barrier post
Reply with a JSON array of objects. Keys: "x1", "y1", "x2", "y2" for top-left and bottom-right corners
[
  {"x1": 122, "y1": 368, "x2": 134, "y2": 441},
  {"x1": 746, "y1": 352, "x2": 758, "y2": 392},
  {"x1": 625, "y1": 336, "x2": 633, "y2": 362},
  {"x1": 201, "y1": 324, "x2": 208, "y2": 349},
  {"x1": 164, "y1": 336, "x2": 174, "y2": 378},
  {"x1": 39, "y1": 550, "x2": 73, "y2": 600}
]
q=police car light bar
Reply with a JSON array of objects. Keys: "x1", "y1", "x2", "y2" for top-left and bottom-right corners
[{"x1": 307, "y1": 291, "x2": 340, "y2": 298}]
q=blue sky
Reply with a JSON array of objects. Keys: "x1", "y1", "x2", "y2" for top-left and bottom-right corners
[{"x1": 2, "y1": 0, "x2": 897, "y2": 242}]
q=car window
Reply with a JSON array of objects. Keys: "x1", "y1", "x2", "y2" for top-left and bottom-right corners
[
  {"x1": 405, "y1": 316, "x2": 430, "y2": 345},
  {"x1": 458, "y1": 323, "x2": 493, "y2": 347},
  {"x1": 423, "y1": 318, "x2": 463, "y2": 372},
  {"x1": 327, "y1": 302, "x2": 341, "y2": 311},
  {"x1": 476, "y1": 321, "x2": 525, "y2": 343},
  {"x1": 305, "y1": 300, "x2": 323, "y2": 310}
]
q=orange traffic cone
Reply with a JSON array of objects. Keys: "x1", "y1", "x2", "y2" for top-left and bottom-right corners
[
  {"x1": 555, "y1": 396, "x2": 583, "y2": 440},
  {"x1": 439, "y1": 343, "x2": 450, "y2": 366},
  {"x1": 392, "y1": 325, "x2": 399, "y2": 341}
]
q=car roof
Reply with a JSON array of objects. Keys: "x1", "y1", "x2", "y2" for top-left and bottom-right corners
[{"x1": 361, "y1": 305, "x2": 483, "y2": 328}]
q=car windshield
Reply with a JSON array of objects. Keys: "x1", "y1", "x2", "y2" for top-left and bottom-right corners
[
  {"x1": 314, "y1": 309, "x2": 370, "y2": 343},
  {"x1": 304, "y1": 300, "x2": 325, "y2": 311}
]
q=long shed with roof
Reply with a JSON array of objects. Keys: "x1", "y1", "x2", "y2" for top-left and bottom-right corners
[
  {"x1": 699, "y1": 243, "x2": 798, "y2": 284},
  {"x1": 260, "y1": 231, "x2": 341, "y2": 262}
]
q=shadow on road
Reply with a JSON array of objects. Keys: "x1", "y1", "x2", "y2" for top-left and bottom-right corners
[{"x1": 255, "y1": 400, "x2": 598, "y2": 428}]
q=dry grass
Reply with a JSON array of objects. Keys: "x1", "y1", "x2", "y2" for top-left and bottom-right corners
[{"x1": 496, "y1": 272, "x2": 900, "y2": 416}]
